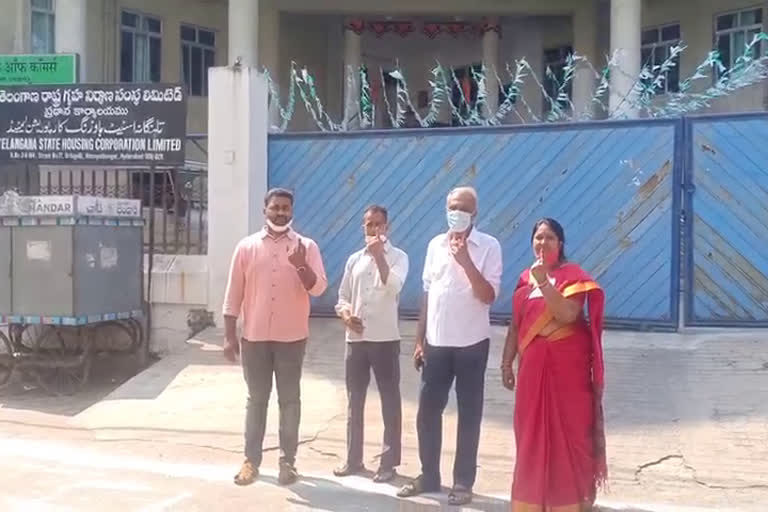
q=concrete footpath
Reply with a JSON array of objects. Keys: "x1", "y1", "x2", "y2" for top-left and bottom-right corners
[{"x1": 1, "y1": 319, "x2": 767, "y2": 511}]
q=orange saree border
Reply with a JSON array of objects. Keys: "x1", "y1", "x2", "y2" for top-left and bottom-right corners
[{"x1": 517, "y1": 280, "x2": 601, "y2": 356}]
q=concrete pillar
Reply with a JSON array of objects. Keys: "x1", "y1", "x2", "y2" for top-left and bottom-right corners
[
  {"x1": 343, "y1": 20, "x2": 362, "y2": 129},
  {"x1": 55, "y1": 0, "x2": 88, "y2": 81},
  {"x1": 229, "y1": 0, "x2": 259, "y2": 67},
  {"x1": 609, "y1": 0, "x2": 641, "y2": 118},
  {"x1": 482, "y1": 17, "x2": 501, "y2": 120},
  {"x1": 259, "y1": 5, "x2": 281, "y2": 129},
  {"x1": 207, "y1": 67, "x2": 269, "y2": 323},
  {"x1": 573, "y1": 1, "x2": 598, "y2": 119}
]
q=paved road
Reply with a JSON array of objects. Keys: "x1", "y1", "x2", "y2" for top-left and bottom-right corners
[{"x1": 1, "y1": 319, "x2": 766, "y2": 511}]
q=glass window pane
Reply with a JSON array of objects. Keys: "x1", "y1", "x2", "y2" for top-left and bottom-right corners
[
  {"x1": 717, "y1": 13, "x2": 736, "y2": 31},
  {"x1": 121, "y1": 11, "x2": 138, "y2": 28},
  {"x1": 544, "y1": 48, "x2": 559, "y2": 64},
  {"x1": 181, "y1": 26, "x2": 196, "y2": 42},
  {"x1": 667, "y1": 64, "x2": 680, "y2": 93},
  {"x1": 203, "y1": 49, "x2": 215, "y2": 95},
  {"x1": 31, "y1": 12, "x2": 46, "y2": 53},
  {"x1": 641, "y1": 47, "x2": 652, "y2": 67},
  {"x1": 642, "y1": 28, "x2": 658, "y2": 45},
  {"x1": 120, "y1": 31, "x2": 134, "y2": 82},
  {"x1": 661, "y1": 24, "x2": 680, "y2": 42},
  {"x1": 191, "y1": 46, "x2": 202, "y2": 95},
  {"x1": 717, "y1": 34, "x2": 731, "y2": 69},
  {"x1": 46, "y1": 14, "x2": 54, "y2": 53},
  {"x1": 199, "y1": 30, "x2": 215, "y2": 47},
  {"x1": 182, "y1": 45, "x2": 191, "y2": 93},
  {"x1": 145, "y1": 17, "x2": 162, "y2": 34},
  {"x1": 31, "y1": 0, "x2": 52, "y2": 10},
  {"x1": 740, "y1": 8, "x2": 762, "y2": 26},
  {"x1": 734, "y1": 30, "x2": 746, "y2": 56},
  {"x1": 149, "y1": 37, "x2": 162, "y2": 82},
  {"x1": 135, "y1": 34, "x2": 148, "y2": 81}
]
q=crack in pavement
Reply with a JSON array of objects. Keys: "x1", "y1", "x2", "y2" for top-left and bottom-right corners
[
  {"x1": 635, "y1": 453, "x2": 768, "y2": 491},
  {"x1": 263, "y1": 412, "x2": 345, "y2": 453}
]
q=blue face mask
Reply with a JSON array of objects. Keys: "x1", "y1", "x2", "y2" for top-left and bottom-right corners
[{"x1": 446, "y1": 209, "x2": 473, "y2": 232}]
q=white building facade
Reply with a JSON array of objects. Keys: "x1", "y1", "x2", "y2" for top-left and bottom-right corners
[{"x1": 2, "y1": 0, "x2": 767, "y2": 133}]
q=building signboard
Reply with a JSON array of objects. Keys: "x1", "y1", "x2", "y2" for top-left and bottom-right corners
[
  {"x1": 0, "y1": 83, "x2": 187, "y2": 165},
  {"x1": 0, "y1": 54, "x2": 78, "y2": 85}
]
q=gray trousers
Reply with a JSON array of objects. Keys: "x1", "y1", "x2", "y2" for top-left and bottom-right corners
[
  {"x1": 241, "y1": 339, "x2": 306, "y2": 468},
  {"x1": 345, "y1": 340, "x2": 402, "y2": 470}
]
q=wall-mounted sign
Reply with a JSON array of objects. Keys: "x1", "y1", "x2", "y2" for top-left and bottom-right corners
[
  {"x1": 0, "y1": 83, "x2": 187, "y2": 165},
  {"x1": 0, "y1": 54, "x2": 78, "y2": 85}
]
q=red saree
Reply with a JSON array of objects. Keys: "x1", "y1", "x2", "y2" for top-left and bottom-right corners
[{"x1": 510, "y1": 263, "x2": 606, "y2": 512}]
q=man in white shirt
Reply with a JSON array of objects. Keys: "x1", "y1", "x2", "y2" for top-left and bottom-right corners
[
  {"x1": 334, "y1": 205, "x2": 409, "y2": 483},
  {"x1": 398, "y1": 187, "x2": 502, "y2": 506}
]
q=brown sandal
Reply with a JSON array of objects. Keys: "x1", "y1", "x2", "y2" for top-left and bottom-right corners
[{"x1": 234, "y1": 460, "x2": 259, "y2": 486}]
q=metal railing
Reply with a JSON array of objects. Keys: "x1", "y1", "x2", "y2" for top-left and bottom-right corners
[{"x1": 0, "y1": 135, "x2": 208, "y2": 255}]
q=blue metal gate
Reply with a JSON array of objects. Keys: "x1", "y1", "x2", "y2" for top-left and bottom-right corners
[
  {"x1": 684, "y1": 114, "x2": 768, "y2": 326},
  {"x1": 269, "y1": 119, "x2": 682, "y2": 330}
]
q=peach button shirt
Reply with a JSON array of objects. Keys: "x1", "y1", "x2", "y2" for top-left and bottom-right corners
[{"x1": 222, "y1": 227, "x2": 327, "y2": 343}]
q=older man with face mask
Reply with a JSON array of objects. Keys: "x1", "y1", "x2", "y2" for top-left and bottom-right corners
[{"x1": 398, "y1": 186, "x2": 502, "y2": 506}]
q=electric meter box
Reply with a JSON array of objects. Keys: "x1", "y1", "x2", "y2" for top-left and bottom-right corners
[{"x1": 0, "y1": 194, "x2": 143, "y2": 324}]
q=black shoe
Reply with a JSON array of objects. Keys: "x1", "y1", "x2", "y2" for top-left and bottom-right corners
[
  {"x1": 448, "y1": 484, "x2": 473, "y2": 506},
  {"x1": 373, "y1": 467, "x2": 396, "y2": 483},
  {"x1": 397, "y1": 475, "x2": 439, "y2": 497},
  {"x1": 278, "y1": 462, "x2": 299, "y2": 486},
  {"x1": 333, "y1": 463, "x2": 365, "y2": 477}
]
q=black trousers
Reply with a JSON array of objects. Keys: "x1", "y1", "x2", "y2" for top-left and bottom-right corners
[
  {"x1": 345, "y1": 340, "x2": 402, "y2": 470},
  {"x1": 416, "y1": 338, "x2": 489, "y2": 489},
  {"x1": 241, "y1": 339, "x2": 306, "y2": 468}
]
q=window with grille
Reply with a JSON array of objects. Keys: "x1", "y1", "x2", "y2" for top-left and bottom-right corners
[
  {"x1": 181, "y1": 25, "x2": 215, "y2": 96},
  {"x1": 715, "y1": 7, "x2": 763, "y2": 71},
  {"x1": 641, "y1": 23, "x2": 681, "y2": 94},
  {"x1": 120, "y1": 11, "x2": 162, "y2": 83}
]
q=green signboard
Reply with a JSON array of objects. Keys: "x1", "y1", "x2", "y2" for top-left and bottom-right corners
[{"x1": 0, "y1": 54, "x2": 78, "y2": 85}]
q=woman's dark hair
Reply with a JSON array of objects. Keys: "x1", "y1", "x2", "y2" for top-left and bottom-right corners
[{"x1": 531, "y1": 218, "x2": 567, "y2": 262}]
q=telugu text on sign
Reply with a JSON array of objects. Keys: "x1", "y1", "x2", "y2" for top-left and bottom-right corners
[{"x1": 0, "y1": 84, "x2": 187, "y2": 165}]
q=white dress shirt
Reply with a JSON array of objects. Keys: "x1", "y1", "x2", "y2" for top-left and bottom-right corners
[
  {"x1": 335, "y1": 242, "x2": 409, "y2": 342},
  {"x1": 422, "y1": 228, "x2": 503, "y2": 348}
]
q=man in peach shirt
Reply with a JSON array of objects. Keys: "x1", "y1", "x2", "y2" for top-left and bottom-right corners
[{"x1": 222, "y1": 188, "x2": 327, "y2": 487}]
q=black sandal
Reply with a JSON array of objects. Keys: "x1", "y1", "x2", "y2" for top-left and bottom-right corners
[{"x1": 448, "y1": 485, "x2": 473, "y2": 506}]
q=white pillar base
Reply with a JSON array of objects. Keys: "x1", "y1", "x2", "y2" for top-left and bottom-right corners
[{"x1": 207, "y1": 67, "x2": 269, "y2": 323}]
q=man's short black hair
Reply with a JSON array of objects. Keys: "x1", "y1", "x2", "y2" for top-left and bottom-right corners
[
  {"x1": 264, "y1": 187, "x2": 294, "y2": 206},
  {"x1": 363, "y1": 204, "x2": 388, "y2": 223}
]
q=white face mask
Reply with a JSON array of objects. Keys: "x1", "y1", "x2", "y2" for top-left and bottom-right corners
[
  {"x1": 446, "y1": 209, "x2": 473, "y2": 232},
  {"x1": 266, "y1": 218, "x2": 292, "y2": 233}
]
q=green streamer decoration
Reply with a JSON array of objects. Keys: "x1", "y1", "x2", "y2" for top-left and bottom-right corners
[{"x1": 263, "y1": 33, "x2": 768, "y2": 131}]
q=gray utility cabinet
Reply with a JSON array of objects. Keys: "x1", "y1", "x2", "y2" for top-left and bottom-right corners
[{"x1": 0, "y1": 193, "x2": 143, "y2": 323}]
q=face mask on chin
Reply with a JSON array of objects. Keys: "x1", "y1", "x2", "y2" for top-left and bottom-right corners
[
  {"x1": 446, "y1": 209, "x2": 473, "y2": 233},
  {"x1": 266, "y1": 218, "x2": 292, "y2": 233}
]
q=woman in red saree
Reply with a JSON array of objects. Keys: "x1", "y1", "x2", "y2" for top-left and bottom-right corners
[{"x1": 501, "y1": 218, "x2": 606, "y2": 512}]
